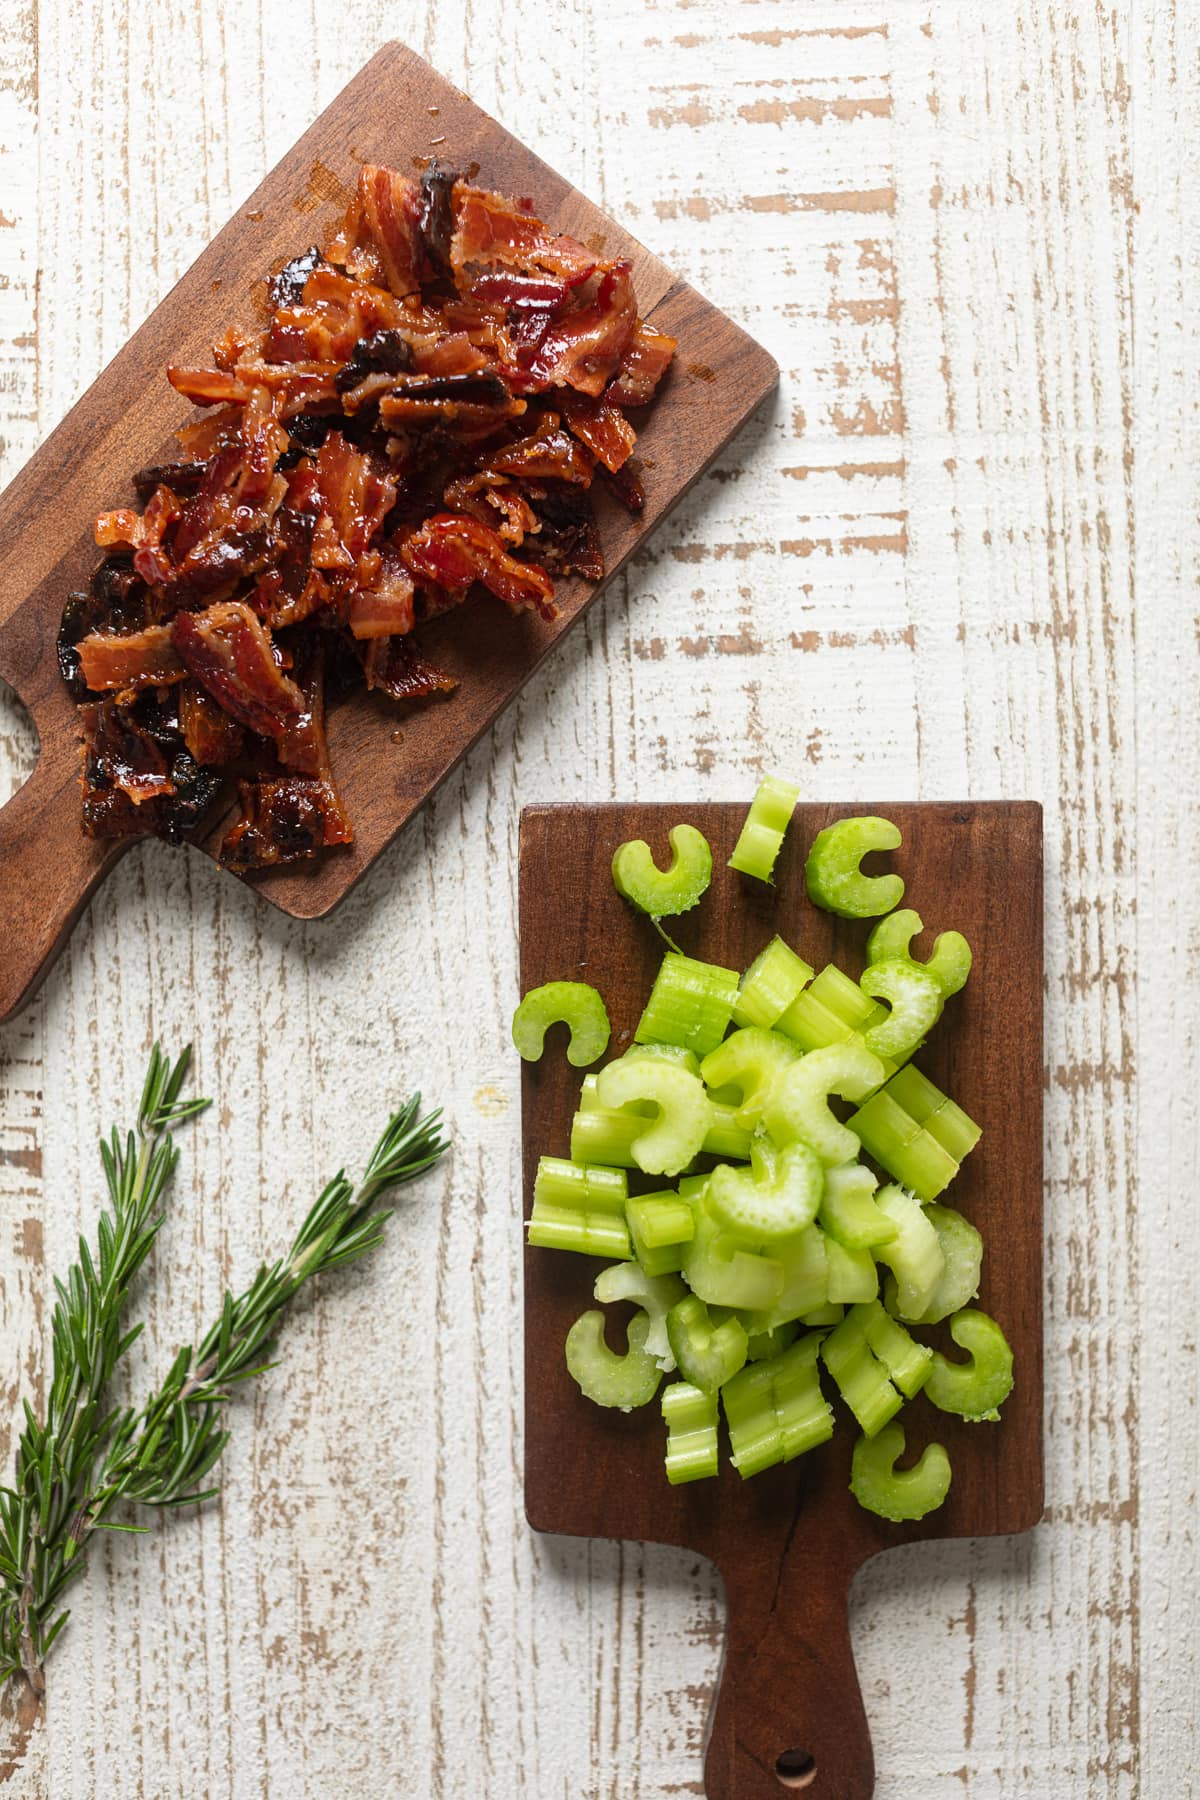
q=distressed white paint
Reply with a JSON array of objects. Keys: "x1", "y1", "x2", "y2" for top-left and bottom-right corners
[{"x1": 0, "y1": 1, "x2": 1190, "y2": 1795}]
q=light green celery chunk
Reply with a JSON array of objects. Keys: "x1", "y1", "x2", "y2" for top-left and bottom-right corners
[
  {"x1": 821, "y1": 1304, "x2": 916, "y2": 1435},
  {"x1": 707, "y1": 1139, "x2": 823, "y2": 1242},
  {"x1": 860, "y1": 961, "x2": 944, "y2": 1061},
  {"x1": 926, "y1": 1308, "x2": 1014, "y2": 1420},
  {"x1": 512, "y1": 980, "x2": 611, "y2": 1067},
  {"x1": 850, "y1": 1420, "x2": 952, "y2": 1521},
  {"x1": 565, "y1": 1308, "x2": 661, "y2": 1410},
  {"x1": 681, "y1": 1189, "x2": 785, "y2": 1311},
  {"x1": 528, "y1": 1157, "x2": 632, "y2": 1258},
  {"x1": 612, "y1": 823, "x2": 713, "y2": 918},
  {"x1": 848, "y1": 1089, "x2": 960, "y2": 1202},
  {"x1": 728, "y1": 775, "x2": 800, "y2": 883},
  {"x1": 819, "y1": 1162, "x2": 898, "y2": 1251},
  {"x1": 763, "y1": 1042, "x2": 885, "y2": 1168},
  {"x1": 776, "y1": 967, "x2": 897, "y2": 1085},
  {"x1": 873, "y1": 1184, "x2": 946, "y2": 1319},
  {"x1": 722, "y1": 1332, "x2": 833, "y2": 1477},
  {"x1": 700, "y1": 1028, "x2": 800, "y2": 1131},
  {"x1": 662, "y1": 1381, "x2": 720, "y2": 1484},
  {"x1": 745, "y1": 1319, "x2": 800, "y2": 1361},
  {"x1": 825, "y1": 1237, "x2": 879, "y2": 1304},
  {"x1": 666, "y1": 1293, "x2": 749, "y2": 1392},
  {"x1": 596, "y1": 1059, "x2": 710, "y2": 1177},
  {"x1": 703, "y1": 1102, "x2": 754, "y2": 1162},
  {"x1": 595, "y1": 1263, "x2": 687, "y2": 1368},
  {"x1": 740, "y1": 1223, "x2": 829, "y2": 1332},
  {"x1": 617, "y1": 1043, "x2": 704, "y2": 1081},
  {"x1": 856, "y1": 1298, "x2": 932, "y2": 1398},
  {"x1": 626, "y1": 1193, "x2": 695, "y2": 1277},
  {"x1": 882, "y1": 1065, "x2": 982, "y2": 1162},
  {"x1": 811, "y1": 964, "x2": 879, "y2": 1030},
  {"x1": 569, "y1": 1105, "x2": 642, "y2": 1169},
  {"x1": 799, "y1": 1301, "x2": 844, "y2": 1326},
  {"x1": 866, "y1": 908, "x2": 972, "y2": 997},
  {"x1": 887, "y1": 1204, "x2": 982, "y2": 1324},
  {"x1": 635, "y1": 951, "x2": 740, "y2": 1057},
  {"x1": 733, "y1": 936, "x2": 814, "y2": 1030},
  {"x1": 805, "y1": 816, "x2": 905, "y2": 919}
]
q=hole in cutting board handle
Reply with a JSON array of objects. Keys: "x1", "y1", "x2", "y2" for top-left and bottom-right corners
[
  {"x1": 775, "y1": 1748, "x2": 817, "y2": 1789},
  {"x1": 0, "y1": 678, "x2": 39, "y2": 806}
]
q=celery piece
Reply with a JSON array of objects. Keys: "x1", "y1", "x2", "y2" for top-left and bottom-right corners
[
  {"x1": 512, "y1": 980, "x2": 611, "y2": 1067},
  {"x1": 635, "y1": 951, "x2": 740, "y2": 1057},
  {"x1": 728, "y1": 775, "x2": 800, "y2": 884},
  {"x1": 700, "y1": 1027, "x2": 800, "y2": 1131},
  {"x1": 849, "y1": 1089, "x2": 960, "y2": 1202},
  {"x1": 776, "y1": 965, "x2": 895, "y2": 1074},
  {"x1": 569, "y1": 1105, "x2": 641, "y2": 1169},
  {"x1": 860, "y1": 961, "x2": 944, "y2": 1061},
  {"x1": 763, "y1": 1042, "x2": 886, "y2": 1168},
  {"x1": 866, "y1": 908, "x2": 972, "y2": 998},
  {"x1": 799, "y1": 1301, "x2": 845, "y2": 1327},
  {"x1": 926, "y1": 1308, "x2": 1014, "y2": 1421},
  {"x1": 722, "y1": 1332, "x2": 833, "y2": 1477},
  {"x1": 873, "y1": 1184, "x2": 946, "y2": 1319},
  {"x1": 666, "y1": 1293, "x2": 750, "y2": 1392},
  {"x1": 819, "y1": 1162, "x2": 898, "y2": 1251},
  {"x1": 849, "y1": 1420, "x2": 952, "y2": 1521},
  {"x1": 707, "y1": 1139, "x2": 824, "y2": 1241},
  {"x1": 882, "y1": 1064, "x2": 982, "y2": 1163},
  {"x1": 733, "y1": 936, "x2": 815, "y2": 1030},
  {"x1": 811, "y1": 964, "x2": 880, "y2": 1031},
  {"x1": 820, "y1": 1308, "x2": 904, "y2": 1438},
  {"x1": 740, "y1": 1223, "x2": 829, "y2": 1332},
  {"x1": 703, "y1": 1101, "x2": 754, "y2": 1162},
  {"x1": 595, "y1": 1059, "x2": 711, "y2": 1177},
  {"x1": 888, "y1": 1204, "x2": 982, "y2": 1324},
  {"x1": 612, "y1": 822, "x2": 713, "y2": 918},
  {"x1": 857, "y1": 1299, "x2": 932, "y2": 1398},
  {"x1": 565, "y1": 1308, "x2": 661, "y2": 1410},
  {"x1": 662, "y1": 1381, "x2": 720, "y2": 1484},
  {"x1": 746, "y1": 1319, "x2": 801, "y2": 1361},
  {"x1": 626, "y1": 1192, "x2": 695, "y2": 1277},
  {"x1": 681, "y1": 1190, "x2": 785, "y2": 1312},
  {"x1": 528, "y1": 1157, "x2": 632, "y2": 1258},
  {"x1": 805, "y1": 816, "x2": 905, "y2": 919},
  {"x1": 594, "y1": 1262, "x2": 687, "y2": 1369},
  {"x1": 619, "y1": 1043, "x2": 704, "y2": 1081},
  {"x1": 825, "y1": 1236, "x2": 879, "y2": 1305}
]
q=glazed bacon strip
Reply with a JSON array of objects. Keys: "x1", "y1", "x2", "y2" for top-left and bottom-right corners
[{"x1": 61, "y1": 158, "x2": 676, "y2": 869}]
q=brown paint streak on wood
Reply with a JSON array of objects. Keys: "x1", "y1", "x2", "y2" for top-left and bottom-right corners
[
  {"x1": 738, "y1": 25, "x2": 888, "y2": 45},
  {"x1": 746, "y1": 187, "x2": 896, "y2": 216},
  {"x1": 781, "y1": 521, "x2": 908, "y2": 560},
  {"x1": 790, "y1": 625, "x2": 915, "y2": 652},
  {"x1": 831, "y1": 393, "x2": 904, "y2": 435},
  {"x1": 737, "y1": 97, "x2": 892, "y2": 126},
  {"x1": 783, "y1": 460, "x2": 906, "y2": 482}
]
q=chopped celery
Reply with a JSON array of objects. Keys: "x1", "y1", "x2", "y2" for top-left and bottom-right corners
[
  {"x1": 728, "y1": 775, "x2": 800, "y2": 883},
  {"x1": 565, "y1": 1308, "x2": 661, "y2": 1410},
  {"x1": 569, "y1": 1105, "x2": 643, "y2": 1169},
  {"x1": 512, "y1": 980, "x2": 611, "y2": 1067},
  {"x1": 887, "y1": 1203, "x2": 982, "y2": 1324},
  {"x1": 799, "y1": 1301, "x2": 844, "y2": 1327},
  {"x1": 866, "y1": 908, "x2": 973, "y2": 997},
  {"x1": 860, "y1": 961, "x2": 943, "y2": 1061},
  {"x1": 681, "y1": 1188, "x2": 785, "y2": 1311},
  {"x1": 707, "y1": 1139, "x2": 823, "y2": 1241},
  {"x1": 595, "y1": 1059, "x2": 710, "y2": 1177},
  {"x1": 722, "y1": 1332, "x2": 833, "y2": 1476},
  {"x1": 635, "y1": 951, "x2": 740, "y2": 1057},
  {"x1": 740, "y1": 1223, "x2": 829, "y2": 1332},
  {"x1": 820, "y1": 1307, "x2": 904, "y2": 1437},
  {"x1": 858, "y1": 1299, "x2": 932, "y2": 1398},
  {"x1": 662, "y1": 1381, "x2": 719, "y2": 1484},
  {"x1": 848, "y1": 1088, "x2": 960, "y2": 1203},
  {"x1": 805, "y1": 816, "x2": 905, "y2": 919},
  {"x1": 594, "y1": 1262, "x2": 687, "y2": 1368},
  {"x1": 699, "y1": 1027, "x2": 800, "y2": 1131},
  {"x1": 882, "y1": 1065, "x2": 982, "y2": 1162},
  {"x1": 926, "y1": 1309, "x2": 1014, "y2": 1421},
  {"x1": 626, "y1": 1192, "x2": 695, "y2": 1277},
  {"x1": 746, "y1": 1319, "x2": 800, "y2": 1361},
  {"x1": 825, "y1": 1236, "x2": 879, "y2": 1304},
  {"x1": 777, "y1": 966, "x2": 895, "y2": 1080},
  {"x1": 703, "y1": 1101, "x2": 754, "y2": 1162},
  {"x1": 873, "y1": 1184, "x2": 946, "y2": 1319},
  {"x1": 666, "y1": 1293, "x2": 749, "y2": 1392},
  {"x1": 819, "y1": 1162, "x2": 898, "y2": 1251},
  {"x1": 763, "y1": 1042, "x2": 886, "y2": 1168},
  {"x1": 612, "y1": 823, "x2": 713, "y2": 918},
  {"x1": 733, "y1": 936, "x2": 814, "y2": 1030},
  {"x1": 850, "y1": 1420, "x2": 952, "y2": 1521},
  {"x1": 528, "y1": 1157, "x2": 632, "y2": 1258},
  {"x1": 618, "y1": 1043, "x2": 704, "y2": 1081}
]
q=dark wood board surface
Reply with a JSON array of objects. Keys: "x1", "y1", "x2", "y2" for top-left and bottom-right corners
[
  {"x1": 520, "y1": 800, "x2": 1043, "y2": 1799},
  {"x1": 0, "y1": 43, "x2": 777, "y2": 1024}
]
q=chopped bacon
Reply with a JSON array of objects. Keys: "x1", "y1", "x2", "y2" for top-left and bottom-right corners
[
  {"x1": 360, "y1": 635, "x2": 458, "y2": 702},
  {"x1": 607, "y1": 322, "x2": 677, "y2": 407},
  {"x1": 348, "y1": 545, "x2": 416, "y2": 639},
  {"x1": 264, "y1": 267, "x2": 408, "y2": 364},
  {"x1": 466, "y1": 270, "x2": 572, "y2": 313},
  {"x1": 355, "y1": 165, "x2": 426, "y2": 298},
  {"x1": 410, "y1": 332, "x2": 491, "y2": 377},
  {"x1": 522, "y1": 261, "x2": 638, "y2": 396},
  {"x1": 77, "y1": 624, "x2": 186, "y2": 691},
  {"x1": 486, "y1": 420, "x2": 596, "y2": 484},
  {"x1": 559, "y1": 392, "x2": 636, "y2": 472},
  {"x1": 308, "y1": 431, "x2": 397, "y2": 562},
  {"x1": 179, "y1": 680, "x2": 245, "y2": 765},
  {"x1": 401, "y1": 513, "x2": 556, "y2": 619},
  {"x1": 220, "y1": 775, "x2": 353, "y2": 872},
  {"x1": 450, "y1": 184, "x2": 596, "y2": 285},
  {"x1": 173, "y1": 601, "x2": 305, "y2": 742},
  {"x1": 80, "y1": 694, "x2": 222, "y2": 842}
]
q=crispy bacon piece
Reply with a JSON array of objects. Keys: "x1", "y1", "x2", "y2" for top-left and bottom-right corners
[
  {"x1": 450, "y1": 183, "x2": 596, "y2": 285},
  {"x1": 466, "y1": 269, "x2": 571, "y2": 313},
  {"x1": 264, "y1": 267, "x2": 408, "y2": 364},
  {"x1": 356, "y1": 165, "x2": 426, "y2": 297},
  {"x1": 307, "y1": 431, "x2": 397, "y2": 562},
  {"x1": 220, "y1": 775, "x2": 352, "y2": 872},
  {"x1": 347, "y1": 545, "x2": 416, "y2": 640},
  {"x1": 400, "y1": 513, "x2": 556, "y2": 619},
  {"x1": 173, "y1": 601, "x2": 305, "y2": 742},
  {"x1": 559, "y1": 392, "x2": 636, "y2": 472},
  {"x1": 486, "y1": 420, "x2": 595, "y2": 484},
  {"x1": 531, "y1": 486, "x2": 605, "y2": 581},
  {"x1": 415, "y1": 161, "x2": 457, "y2": 279},
  {"x1": 521, "y1": 261, "x2": 638, "y2": 396},
  {"x1": 179, "y1": 681, "x2": 245, "y2": 765},
  {"x1": 608, "y1": 322, "x2": 677, "y2": 407},
  {"x1": 77, "y1": 624, "x2": 186, "y2": 692},
  {"x1": 360, "y1": 635, "x2": 458, "y2": 702},
  {"x1": 80, "y1": 695, "x2": 221, "y2": 841}
]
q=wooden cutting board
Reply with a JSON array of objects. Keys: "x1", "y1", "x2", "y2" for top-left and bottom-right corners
[
  {"x1": 520, "y1": 801, "x2": 1043, "y2": 1799},
  {"x1": 0, "y1": 43, "x2": 777, "y2": 1024}
]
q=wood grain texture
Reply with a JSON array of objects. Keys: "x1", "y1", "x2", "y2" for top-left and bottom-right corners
[
  {"x1": 0, "y1": 1, "x2": 1184, "y2": 1795},
  {"x1": 521, "y1": 800, "x2": 1043, "y2": 1798}
]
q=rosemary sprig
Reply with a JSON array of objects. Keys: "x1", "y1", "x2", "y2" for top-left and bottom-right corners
[{"x1": 0, "y1": 1051, "x2": 447, "y2": 1698}]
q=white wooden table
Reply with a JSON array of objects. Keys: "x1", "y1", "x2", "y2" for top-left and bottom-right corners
[{"x1": 0, "y1": 2, "x2": 1190, "y2": 1794}]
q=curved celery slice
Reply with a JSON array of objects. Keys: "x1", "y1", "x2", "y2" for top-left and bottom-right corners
[
  {"x1": 528, "y1": 1157, "x2": 631, "y2": 1258},
  {"x1": 662, "y1": 1381, "x2": 720, "y2": 1484},
  {"x1": 681, "y1": 1189, "x2": 785, "y2": 1311},
  {"x1": 565, "y1": 1308, "x2": 661, "y2": 1410},
  {"x1": 707, "y1": 1140, "x2": 823, "y2": 1241},
  {"x1": 733, "y1": 936, "x2": 814, "y2": 1030},
  {"x1": 887, "y1": 1204, "x2": 982, "y2": 1324},
  {"x1": 612, "y1": 823, "x2": 713, "y2": 918},
  {"x1": 666, "y1": 1293, "x2": 749, "y2": 1392},
  {"x1": 740, "y1": 1223, "x2": 829, "y2": 1332},
  {"x1": 626, "y1": 1192, "x2": 695, "y2": 1277},
  {"x1": 866, "y1": 908, "x2": 973, "y2": 997},
  {"x1": 777, "y1": 966, "x2": 896, "y2": 1086},
  {"x1": 825, "y1": 1237, "x2": 879, "y2": 1305},
  {"x1": 849, "y1": 1088, "x2": 960, "y2": 1202},
  {"x1": 572, "y1": 1080, "x2": 750, "y2": 1170},
  {"x1": 745, "y1": 1319, "x2": 800, "y2": 1362},
  {"x1": 595, "y1": 1262, "x2": 687, "y2": 1369},
  {"x1": 820, "y1": 1306, "x2": 903, "y2": 1437},
  {"x1": 635, "y1": 951, "x2": 740, "y2": 1056},
  {"x1": 873, "y1": 1184, "x2": 946, "y2": 1319},
  {"x1": 700, "y1": 1027, "x2": 800, "y2": 1130},
  {"x1": 819, "y1": 1162, "x2": 898, "y2": 1251},
  {"x1": 728, "y1": 775, "x2": 800, "y2": 883},
  {"x1": 804, "y1": 816, "x2": 904, "y2": 919},
  {"x1": 763, "y1": 1042, "x2": 885, "y2": 1167},
  {"x1": 512, "y1": 980, "x2": 611, "y2": 1067},
  {"x1": 926, "y1": 1308, "x2": 1014, "y2": 1421},
  {"x1": 850, "y1": 1420, "x2": 952, "y2": 1521},
  {"x1": 595, "y1": 1059, "x2": 710, "y2": 1176},
  {"x1": 722, "y1": 1331, "x2": 833, "y2": 1476},
  {"x1": 860, "y1": 961, "x2": 943, "y2": 1061}
]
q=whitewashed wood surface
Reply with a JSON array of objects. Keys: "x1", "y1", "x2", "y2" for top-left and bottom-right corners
[{"x1": 0, "y1": 1, "x2": 1191, "y2": 1794}]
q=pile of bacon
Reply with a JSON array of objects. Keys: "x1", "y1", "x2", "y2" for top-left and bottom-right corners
[{"x1": 59, "y1": 162, "x2": 675, "y2": 871}]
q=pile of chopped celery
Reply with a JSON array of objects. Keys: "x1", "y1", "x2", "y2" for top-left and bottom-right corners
[{"x1": 513, "y1": 788, "x2": 1013, "y2": 1523}]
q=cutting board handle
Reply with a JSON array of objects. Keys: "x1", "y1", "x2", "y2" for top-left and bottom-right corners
[{"x1": 705, "y1": 1540, "x2": 873, "y2": 1799}]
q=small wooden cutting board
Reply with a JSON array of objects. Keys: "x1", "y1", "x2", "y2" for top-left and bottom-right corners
[{"x1": 520, "y1": 800, "x2": 1043, "y2": 1798}]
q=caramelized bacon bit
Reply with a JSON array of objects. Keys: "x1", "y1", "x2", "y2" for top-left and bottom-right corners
[
  {"x1": 179, "y1": 681, "x2": 245, "y2": 765},
  {"x1": 559, "y1": 392, "x2": 637, "y2": 472},
  {"x1": 401, "y1": 513, "x2": 556, "y2": 619},
  {"x1": 450, "y1": 184, "x2": 596, "y2": 285},
  {"x1": 356, "y1": 165, "x2": 426, "y2": 298},
  {"x1": 360, "y1": 635, "x2": 458, "y2": 702},
  {"x1": 522, "y1": 261, "x2": 638, "y2": 396},
  {"x1": 608, "y1": 322, "x2": 677, "y2": 407},
  {"x1": 80, "y1": 695, "x2": 221, "y2": 841},
  {"x1": 347, "y1": 545, "x2": 416, "y2": 639},
  {"x1": 220, "y1": 775, "x2": 353, "y2": 872},
  {"x1": 416, "y1": 161, "x2": 458, "y2": 278},
  {"x1": 77, "y1": 625, "x2": 186, "y2": 692},
  {"x1": 173, "y1": 601, "x2": 305, "y2": 741}
]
